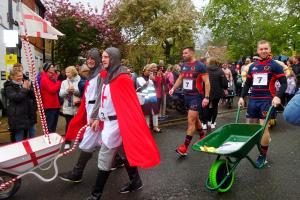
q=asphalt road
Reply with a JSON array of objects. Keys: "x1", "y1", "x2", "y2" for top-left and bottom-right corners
[{"x1": 7, "y1": 111, "x2": 300, "y2": 200}]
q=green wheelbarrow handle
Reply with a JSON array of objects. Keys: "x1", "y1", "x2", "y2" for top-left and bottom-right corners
[{"x1": 235, "y1": 106, "x2": 242, "y2": 123}]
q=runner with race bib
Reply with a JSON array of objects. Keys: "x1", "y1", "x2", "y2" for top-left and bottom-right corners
[
  {"x1": 169, "y1": 47, "x2": 210, "y2": 156},
  {"x1": 238, "y1": 40, "x2": 287, "y2": 168}
]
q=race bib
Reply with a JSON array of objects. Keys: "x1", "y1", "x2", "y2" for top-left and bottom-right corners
[
  {"x1": 253, "y1": 73, "x2": 268, "y2": 86},
  {"x1": 183, "y1": 79, "x2": 193, "y2": 90},
  {"x1": 99, "y1": 111, "x2": 108, "y2": 121}
]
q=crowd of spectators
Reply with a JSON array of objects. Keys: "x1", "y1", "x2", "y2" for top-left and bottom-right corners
[{"x1": 3, "y1": 54, "x2": 300, "y2": 143}]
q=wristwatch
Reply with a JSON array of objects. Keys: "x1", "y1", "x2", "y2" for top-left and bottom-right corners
[{"x1": 205, "y1": 96, "x2": 209, "y2": 100}]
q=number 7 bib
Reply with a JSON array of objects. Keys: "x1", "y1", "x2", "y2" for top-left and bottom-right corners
[
  {"x1": 253, "y1": 73, "x2": 268, "y2": 86},
  {"x1": 183, "y1": 79, "x2": 193, "y2": 90}
]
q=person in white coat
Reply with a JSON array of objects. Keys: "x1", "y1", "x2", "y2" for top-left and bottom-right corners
[{"x1": 59, "y1": 66, "x2": 81, "y2": 149}]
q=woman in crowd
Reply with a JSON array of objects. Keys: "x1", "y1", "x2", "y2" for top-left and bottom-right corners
[
  {"x1": 40, "y1": 62, "x2": 62, "y2": 133},
  {"x1": 202, "y1": 57, "x2": 228, "y2": 129},
  {"x1": 78, "y1": 64, "x2": 90, "y2": 97},
  {"x1": 59, "y1": 66, "x2": 81, "y2": 149},
  {"x1": 136, "y1": 65, "x2": 161, "y2": 133},
  {"x1": 152, "y1": 63, "x2": 164, "y2": 121},
  {"x1": 4, "y1": 69, "x2": 33, "y2": 142},
  {"x1": 10, "y1": 63, "x2": 37, "y2": 138},
  {"x1": 285, "y1": 60, "x2": 297, "y2": 104},
  {"x1": 165, "y1": 65, "x2": 175, "y2": 108}
]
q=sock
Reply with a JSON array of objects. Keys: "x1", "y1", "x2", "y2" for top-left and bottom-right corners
[
  {"x1": 198, "y1": 128, "x2": 205, "y2": 138},
  {"x1": 184, "y1": 135, "x2": 193, "y2": 148},
  {"x1": 260, "y1": 145, "x2": 269, "y2": 156}
]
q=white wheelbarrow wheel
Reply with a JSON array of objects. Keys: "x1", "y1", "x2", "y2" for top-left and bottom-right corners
[{"x1": 0, "y1": 172, "x2": 21, "y2": 199}]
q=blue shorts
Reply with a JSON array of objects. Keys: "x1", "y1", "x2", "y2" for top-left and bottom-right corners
[
  {"x1": 246, "y1": 99, "x2": 275, "y2": 119},
  {"x1": 184, "y1": 95, "x2": 202, "y2": 112}
]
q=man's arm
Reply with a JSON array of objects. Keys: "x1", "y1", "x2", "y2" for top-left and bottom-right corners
[
  {"x1": 169, "y1": 74, "x2": 183, "y2": 95},
  {"x1": 238, "y1": 76, "x2": 252, "y2": 107},
  {"x1": 202, "y1": 74, "x2": 210, "y2": 98},
  {"x1": 201, "y1": 74, "x2": 210, "y2": 107}
]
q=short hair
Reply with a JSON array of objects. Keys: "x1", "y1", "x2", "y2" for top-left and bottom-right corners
[
  {"x1": 207, "y1": 57, "x2": 220, "y2": 66},
  {"x1": 10, "y1": 69, "x2": 23, "y2": 79},
  {"x1": 257, "y1": 40, "x2": 271, "y2": 48},
  {"x1": 66, "y1": 66, "x2": 78, "y2": 77},
  {"x1": 166, "y1": 64, "x2": 174, "y2": 72},
  {"x1": 150, "y1": 63, "x2": 157, "y2": 69},
  {"x1": 183, "y1": 46, "x2": 195, "y2": 52},
  {"x1": 142, "y1": 64, "x2": 151, "y2": 72},
  {"x1": 13, "y1": 63, "x2": 23, "y2": 71}
]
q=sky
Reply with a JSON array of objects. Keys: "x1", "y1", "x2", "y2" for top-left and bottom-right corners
[{"x1": 69, "y1": 0, "x2": 209, "y2": 12}]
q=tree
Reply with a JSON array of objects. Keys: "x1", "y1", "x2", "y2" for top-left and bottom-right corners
[
  {"x1": 110, "y1": 0, "x2": 199, "y2": 67},
  {"x1": 43, "y1": 0, "x2": 125, "y2": 67},
  {"x1": 285, "y1": 0, "x2": 300, "y2": 54},
  {"x1": 202, "y1": 0, "x2": 297, "y2": 60}
]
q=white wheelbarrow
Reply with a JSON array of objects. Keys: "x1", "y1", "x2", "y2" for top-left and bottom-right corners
[{"x1": 0, "y1": 133, "x2": 64, "y2": 199}]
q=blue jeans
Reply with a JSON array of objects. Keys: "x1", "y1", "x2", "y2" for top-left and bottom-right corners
[
  {"x1": 45, "y1": 108, "x2": 60, "y2": 132},
  {"x1": 29, "y1": 124, "x2": 36, "y2": 138},
  {"x1": 283, "y1": 90, "x2": 300, "y2": 126},
  {"x1": 14, "y1": 129, "x2": 27, "y2": 142}
]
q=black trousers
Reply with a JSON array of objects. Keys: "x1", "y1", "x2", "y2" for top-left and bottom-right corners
[{"x1": 202, "y1": 98, "x2": 221, "y2": 124}]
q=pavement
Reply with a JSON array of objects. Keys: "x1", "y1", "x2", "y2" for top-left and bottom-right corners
[{"x1": 6, "y1": 109, "x2": 300, "y2": 200}]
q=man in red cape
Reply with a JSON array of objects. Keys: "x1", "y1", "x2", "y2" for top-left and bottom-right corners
[
  {"x1": 87, "y1": 47, "x2": 160, "y2": 200},
  {"x1": 60, "y1": 48, "x2": 104, "y2": 183}
]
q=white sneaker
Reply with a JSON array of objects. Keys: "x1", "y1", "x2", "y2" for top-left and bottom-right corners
[
  {"x1": 210, "y1": 123, "x2": 215, "y2": 129},
  {"x1": 202, "y1": 124, "x2": 207, "y2": 130},
  {"x1": 64, "y1": 144, "x2": 71, "y2": 150},
  {"x1": 208, "y1": 121, "x2": 212, "y2": 127}
]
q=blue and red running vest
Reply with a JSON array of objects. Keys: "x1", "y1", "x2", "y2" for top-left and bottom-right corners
[
  {"x1": 247, "y1": 58, "x2": 285, "y2": 100},
  {"x1": 180, "y1": 61, "x2": 207, "y2": 96}
]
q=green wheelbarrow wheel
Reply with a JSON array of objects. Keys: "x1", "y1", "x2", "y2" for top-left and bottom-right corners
[{"x1": 209, "y1": 159, "x2": 235, "y2": 193}]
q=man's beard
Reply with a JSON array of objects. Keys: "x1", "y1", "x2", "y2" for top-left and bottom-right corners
[
  {"x1": 183, "y1": 57, "x2": 191, "y2": 62},
  {"x1": 87, "y1": 64, "x2": 95, "y2": 68}
]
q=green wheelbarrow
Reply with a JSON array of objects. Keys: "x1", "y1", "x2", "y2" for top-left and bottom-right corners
[{"x1": 192, "y1": 106, "x2": 274, "y2": 193}]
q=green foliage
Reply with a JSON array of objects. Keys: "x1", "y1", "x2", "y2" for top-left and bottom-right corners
[
  {"x1": 110, "y1": 0, "x2": 199, "y2": 66},
  {"x1": 44, "y1": 0, "x2": 125, "y2": 68},
  {"x1": 202, "y1": 0, "x2": 300, "y2": 60},
  {"x1": 54, "y1": 18, "x2": 100, "y2": 67}
]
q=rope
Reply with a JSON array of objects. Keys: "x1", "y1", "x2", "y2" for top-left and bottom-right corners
[
  {"x1": 21, "y1": 38, "x2": 49, "y2": 141},
  {"x1": 0, "y1": 125, "x2": 88, "y2": 190},
  {"x1": 18, "y1": 2, "x2": 50, "y2": 143}
]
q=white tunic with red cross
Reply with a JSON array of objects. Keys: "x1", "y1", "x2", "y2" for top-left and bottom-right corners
[
  {"x1": 79, "y1": 75, "x2": 102, "y2": 151},
  {"x1": 85, "y1": 76, "x2": 99, "y2": 119},
  {"x1": 98, "y1": 83, "x2": 122, "y2": 149}
]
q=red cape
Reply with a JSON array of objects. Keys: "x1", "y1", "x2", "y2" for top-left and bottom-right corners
[
  {"x1": 65, "y1": 80, "x2": 104, "y2": 141},
  {"x1": 110, "y1": 74, "x2": 160, "y2": 168},
  {"x1": 64, "y1": 83, "x2": 88, "y2": 141}
]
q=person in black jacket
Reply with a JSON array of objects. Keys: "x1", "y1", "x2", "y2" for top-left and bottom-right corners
[
  {"x1": 10, "y1": 63, "x2": 37, "y2": 139},
  {"x1": 4, "y1": 69, "x2": 33, "y2": 142},
  {"x1": 202, "y1": 57, "x2": 228, "y2": 129}
]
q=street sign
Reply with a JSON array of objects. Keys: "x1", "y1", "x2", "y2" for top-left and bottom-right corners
[{"x1": 4, "y1": 54, "x2": 17, "y2": 65}]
